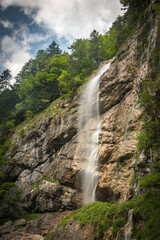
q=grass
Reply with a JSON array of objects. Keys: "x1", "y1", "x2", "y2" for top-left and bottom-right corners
[
  {"x1": 42, "y1": 177, "x2": 59, "y2": 184},
  {"x1": 15, "y1": 93, "x2": 79, "y2": 136},
  {"x1": 20, "y1": 213, "x2": 43, "y2": 221},
  {"x1": 31, "y1": 177, "x2": 59, "y2": 189},
  {"x1": 45, "y1": 232, "x2": 56, "y2": 240},
  {"x1": 112, "y1": 170, "x2": 160, "y2": 239},
  {"x1": 52, "y1": 202, "x2": 118, "y2": 240}
]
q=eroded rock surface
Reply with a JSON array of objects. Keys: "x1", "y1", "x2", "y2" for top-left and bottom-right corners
[
  {"x1": 0, "y1": 212, "x2": 71, "y2": 240},
  {"x1": 1, "y1": 4, "x2": 159, "y2": 239}
]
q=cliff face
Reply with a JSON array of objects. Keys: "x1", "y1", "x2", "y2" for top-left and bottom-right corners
[{"x1": 0, "y1": 2, "x2": 159, "y2": 239}]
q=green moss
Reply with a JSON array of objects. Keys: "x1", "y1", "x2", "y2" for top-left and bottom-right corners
[
  {"x1": 15, "y1": 96, "x2": 66, "y2": 133},
  {"x1": 45, "y1": 231, "x2": 56, "y2": 240},
  {"x1": 20, "y1": 213, "x2": 43, "y2": 221},
  {"x1": 151, "y1": 3, "x2": 160, "y2": 18},
  {"x1": 31, "y1": 182, "x2": 41, "y2": 189},
  {"x1": 136, "y1": 5, "x2": 155, "y2": 65},
  {"x1": 55, "y1": 109, "x2": 63, "y2": 115},
  {"x1": 19, "y1": 129, "x2": 25, "y2": 137},
  {"x1": 130, "y1": 173, "x2": 135, "y2": 185},
  {"x1": 56, "y1": 202, "x2": 117, "y2": 240},
  {"x1": 0, "y1": 140, "x2": 13, "y2": 179},
  {"x1": 112, "y1": 197, "x2": 138, "y2": 236},
  {"x1": 42, "y1": 177, "x2": 59, "y2": 184},
  {"x1": 112, "y1": 217, "x2": 126, "y2": 236},
  {"x1": 129, "y1": 66, "x2": 137, "y2": 72},
  {"x1": 67, "y1": 102, "x2": 78, "y2": 110},
  {"x1": 14, "y1": 225, "x2": 24, "y2": 231},
  {"x1": 139, "y1": 172, "x2": 160, "y2": 188},
  {"x1": 112, "y1": 169, "x2": 160, "y2": 239},
  {"x1": 31, "y1": 178, "x2": 59, "y2": 189}
]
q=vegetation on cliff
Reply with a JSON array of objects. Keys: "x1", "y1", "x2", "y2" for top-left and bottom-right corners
[
  {"x1": 1, "y1": 0, "x2": 160, "y2": 240},
  {"x1": 0, "y1": 0, "x2": 150, "y2": 140},
  {"x1": 47, "y1": 1, "x2": 160, "y2": 239}
]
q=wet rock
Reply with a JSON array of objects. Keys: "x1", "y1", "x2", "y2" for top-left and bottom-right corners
[
  {"x1": 137, "y1": 152, "x2": 147, "y2": 168},
  {"x1": 96, "y1": 185, "x2": 114, "y2": 202},
  {"x1": 2, "y1": 6, "x2": 159, "y2": 220},
  {"x1": 125, "y1": 186, "x2": 135, "y2": 201}
]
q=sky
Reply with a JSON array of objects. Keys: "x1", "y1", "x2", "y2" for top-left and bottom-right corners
[{"x1": 0, "y1": 0, "x2": 123, "y2": 79}]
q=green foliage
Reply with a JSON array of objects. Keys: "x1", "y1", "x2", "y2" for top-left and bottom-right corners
[
  {"x1": 42, "y1": 177, "x2": 59, "y2": 183},
  {"x1": 112, "y1": 198, "x2": 136, "y2": 236},
  {"x1": 130, "y1": 66, "x2": 137, "y2": 72},
  {"x1": 137, "y1": 76, "x2": 160, "y2": 154},
  {"x1": 0, "y1": 87, "x2": 20, "y2": 138},
  {"x1": 19, "y1": 213, "x2": 43, "y2": 221},
  {"x1": 134, "y1": 9, "x2": 160, "y2": 238},
  {"x1": 0, "y1": 140, "x2": 13, "y2": 179},
  {"x1": 45, "y1": 231, "x2": 56, "y2": 240},
  {"x1": 89, "y1": 30, "x2": 103, "y2": 66},
  {"x1": 47, "y1": 40, "x2": 61, "y2": 56},
  {"x1": 0, "y1": 0, "x2": 148, "y2": 134},
  {"x1": 112, "y1": 217, "x2": 126, "y2": 236},
  {"x1": 130, "y1": 172, "x2": 135, "y2": 185},
  {"x1": 31, "y1": 177, "x2": 59, "y2": 189},
  {"x1": 25, "y1": 110, "x2": 34, "y2": 120},
  {"x1": 31, "y1": 182, "x2": 40, "y2": 189},
  {"x1": 56, "y1": 202, "x2": 117, "y2": 239},
  {"x1": 139, "y1": 172, "x2": 160, "y2": 188},
  {"x1": 5, "y1": 120, "x2": 15, "y2": 131},
  {"x1": 0, "y1": 182, "x2": 20, "y2": 219},
  {"x1": 0, "y1": 69, "x2": 12, "y2": 92}
]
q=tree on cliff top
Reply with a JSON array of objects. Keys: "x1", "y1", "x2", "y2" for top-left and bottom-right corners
[{"x1": 0, "y1": 69, "x2": 12, "y2": 92}]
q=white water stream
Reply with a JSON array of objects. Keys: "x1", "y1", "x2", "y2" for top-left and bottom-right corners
[
  {"x1": 78, "y1": 62, "x2": 110, "y2": 204},
  {"x1": 124, "y1": 209, "x2": 134, "y2": 240}
]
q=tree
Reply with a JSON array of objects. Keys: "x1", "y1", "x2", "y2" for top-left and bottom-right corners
[
  {"x1": 89, "y1": 30, "x2": 103, "y2": 66},
  {"x1": 0, "y1": 69, "x2": 12, "y2": 92},
  {"x1": 69, "y1": 39, "x2": 93, "y2": 77},
  {"x1": 47, "y1": 40, "x2": 62, "y2": 57},
  {"x1": 120, "y1": 0, "x2": 150, "y2": 9},
  {"x1": 0, "y1": 87, "x2": 19, "y2": 124}
]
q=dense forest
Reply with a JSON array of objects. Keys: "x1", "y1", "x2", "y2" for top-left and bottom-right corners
[
  {"x1": 0, "y1": 0, "x2": 150, "y2": 143},
  {"x1": 1, "y1": 0, "x2": 160, "y2": 239}
]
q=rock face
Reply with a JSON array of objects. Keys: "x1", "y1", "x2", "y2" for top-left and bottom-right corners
[
  {"x1": 1, "y1": 3, "x2": 159, "y2": 239},
  {"x1": 0, "y1": 212, "x2": 71, "y2": 240},
  {"x1": 52, "y1": 220, "x2": 94, "y2": 240},
  {"x1": 3, "y1": 47, "x2": 140, "y2": 214}
]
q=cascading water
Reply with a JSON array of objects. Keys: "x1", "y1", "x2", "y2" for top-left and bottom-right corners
[
  {"x1": 124, "y1": 209, "x2": 134, "y2": 240},
  {"x1": 78, "y1": 62, "x2": 110, "y2": 204}
]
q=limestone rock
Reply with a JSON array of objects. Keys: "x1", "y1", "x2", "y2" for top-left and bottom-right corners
[
  {"x1": 14, "y1": 219, "x2": 27, "y2": 227},
  {"x1": 0, "y1": 221, "x2": 14, "y2": 236},
  {"x1": 51, "y1": 220, "x2": 94, "y2": 240},
  {"x1": 1, "y1": 2, "x2": 159, "y2": 225},
  {"x1": 0, "y1": 212, "x2": 72, "y2": 240}
]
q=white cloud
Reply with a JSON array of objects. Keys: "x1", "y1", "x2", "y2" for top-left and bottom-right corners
[
  {"x1": 0, "y1": 24, "x2": 49, "y2": 79},
  {"x1": 0, "y1": 19, "x2": 14, "y2": 29},
  {"x1": 0, "y1": 0, "x2": 123, "y2": 80},
  {"x1": 0, "y1": 0, "x2": 123, "y2": 42}
]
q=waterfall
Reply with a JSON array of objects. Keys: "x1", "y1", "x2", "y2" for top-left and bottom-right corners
[
  {"x1": 78, "y1": 62, "x2": 110, "y2": 204},
  {"x1": 124, "y1": 209, "x2": 134, "y2": 240}
]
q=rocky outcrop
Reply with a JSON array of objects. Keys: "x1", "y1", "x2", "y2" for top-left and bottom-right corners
[
  {"x1": 0, "y1": 211, "x2": 71, "y2": 240},
  {"x1": 51, "y1": 220, "x2": 94, "y2": 240},
  {"x1": 1, "y1": 4, "x2": 159, "y2": 240}
]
